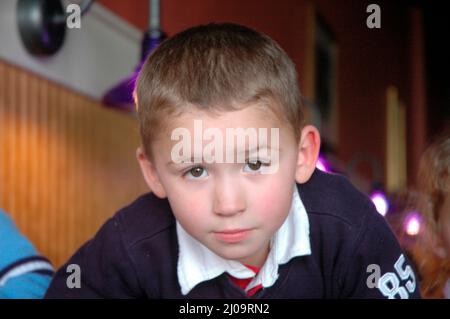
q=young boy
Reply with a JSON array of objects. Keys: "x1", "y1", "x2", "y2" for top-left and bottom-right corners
[{"x1": 45, "y1": 23, "x2": 420, "y2": 299}]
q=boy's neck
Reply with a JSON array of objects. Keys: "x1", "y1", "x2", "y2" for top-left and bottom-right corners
[{"x1": 237, "y1": 241, "x2": 271, "y2": 268}]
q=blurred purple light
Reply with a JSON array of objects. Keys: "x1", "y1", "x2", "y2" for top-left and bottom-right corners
[
  {"x1": 404, "y1": 212, "x2": 421, "y2": 236},
  {"x1": 370, "y1": 191, "x2": 389, "y2": 216},
  {"x1": 316, "y1": 156, "x2": 330, "y2": 173}
]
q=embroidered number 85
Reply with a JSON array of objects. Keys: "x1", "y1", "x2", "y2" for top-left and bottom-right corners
[{"x1": 378, "y1": 254, "x2": 416, "y2": 299}]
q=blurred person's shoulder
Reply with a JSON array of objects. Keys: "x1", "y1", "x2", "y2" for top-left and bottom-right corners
[{"x1": 0, "y1": 208, "x2": 46, "y2": 268}]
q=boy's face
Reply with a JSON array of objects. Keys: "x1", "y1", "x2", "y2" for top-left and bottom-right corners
[{"x1": 139, "y1": 103, "x2": 319, "y2": 267}]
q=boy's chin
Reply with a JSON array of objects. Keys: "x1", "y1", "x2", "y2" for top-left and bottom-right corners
[{"x1": 209, "y1": 245, "x2": 261, "y2": 264}]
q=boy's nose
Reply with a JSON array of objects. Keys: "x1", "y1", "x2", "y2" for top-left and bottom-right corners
[{"x1": 213, "y1": 179, "x2": 246, "y2": 217}]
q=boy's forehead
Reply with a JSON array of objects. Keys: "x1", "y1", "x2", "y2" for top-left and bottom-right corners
[
  {"x1": 150, "y1": 103, "x2": 297, "y2": 160},
  {"x1": 167, "y1": 103, "x2": 283, "y2": 131}
]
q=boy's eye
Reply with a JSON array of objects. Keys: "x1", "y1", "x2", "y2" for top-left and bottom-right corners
[
  {"x1": 247, "y1": 160, "x2": 262, "y2": 171},
  {"x1": 190, "y1": 167, "x2": 204, "y2": 177},
  {"x1": 243, "y1": 159, "x2": 270, "y2": 173},
  {"x1": 184, "y1": 166, "x2": 208, "y2": 179}
]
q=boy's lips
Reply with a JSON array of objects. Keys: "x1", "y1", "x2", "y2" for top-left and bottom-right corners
[{"x1": 213, "y1": 228, "x2": 252, "y2": 243}]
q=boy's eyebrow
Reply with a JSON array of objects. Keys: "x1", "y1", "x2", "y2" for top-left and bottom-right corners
[
  {"x1": 236, "y1": 144, "x2": 279, "y2": 155},
  {"x1": 166, "y1": 145, "x2": 280, "y2": 166},
  {"x1": 167, "y1": 156, "x2": 198, "y2": 166}
]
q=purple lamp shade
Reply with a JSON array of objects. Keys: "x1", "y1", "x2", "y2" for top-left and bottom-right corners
[{"x1": 101, "y1": 31, "x2": 165, "y2": 112}]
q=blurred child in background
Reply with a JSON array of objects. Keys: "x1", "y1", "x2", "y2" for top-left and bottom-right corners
[
  {"x1": 0, "y1": 209, "x2": 54, "y2": 298},
  {"x1": 412, "y1": 132, "x2": 450, "y2": 298}
]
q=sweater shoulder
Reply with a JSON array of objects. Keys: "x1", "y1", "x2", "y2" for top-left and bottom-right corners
[
  {"x1": 298, "y1": 169, "x2": 378, "y2": 229},
  {"x1": 112, "y1": 192, "x2": 175, "y2": 248}
]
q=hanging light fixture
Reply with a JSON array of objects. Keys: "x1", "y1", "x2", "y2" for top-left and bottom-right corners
[
  {"x1": 101, "y1": 0, "x2": 165, "y2": 112},
  {"x1": 17, "y1": 0, "x2": 94, "y2": 56}
]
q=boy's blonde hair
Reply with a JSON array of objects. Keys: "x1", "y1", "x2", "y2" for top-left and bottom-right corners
[{"x1": 134, "y1": 23, "x2": 304, "y2": 158}]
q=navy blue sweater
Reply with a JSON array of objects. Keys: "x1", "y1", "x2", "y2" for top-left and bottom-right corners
[{"x1": 45, "y1": 170, "x2": 420, "y2": 298}]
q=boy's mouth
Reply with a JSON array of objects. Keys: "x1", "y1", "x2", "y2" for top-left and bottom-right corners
[{"x1": 213, "y1": 229, "x2": 252, "y2": 243}]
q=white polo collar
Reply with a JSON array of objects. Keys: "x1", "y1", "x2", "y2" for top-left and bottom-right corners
[{"x1": 176, "y1": 183, "x2": 311, "y2": 295}]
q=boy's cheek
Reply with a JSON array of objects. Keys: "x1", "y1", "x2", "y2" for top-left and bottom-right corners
[
  {"x1": 250, "y1": 183, "x2": 292, "y2": 220},
  {"x1": 168, "y1": 191, "x2": 209, "y2": 220}
]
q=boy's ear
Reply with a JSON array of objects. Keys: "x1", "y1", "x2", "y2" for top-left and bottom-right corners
[
  {"x1": 295, "y1": 125, "x2": 321, "y2": 184},
  {"x1": 136, "y1": 147, "x2": 167, "y2": 199}
]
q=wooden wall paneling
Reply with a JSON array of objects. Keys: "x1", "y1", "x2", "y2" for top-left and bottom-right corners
[{"x1": 0, "y1": 60, "x2": 148, "y2": 267}]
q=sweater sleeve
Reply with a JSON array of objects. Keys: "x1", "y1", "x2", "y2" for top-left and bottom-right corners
[
  {"x1": 44, "y1": 217, "x2": 143, "y2": 298},
  {"x1": 339, "y1": 205, "x2": 421, "y2": 299}
]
